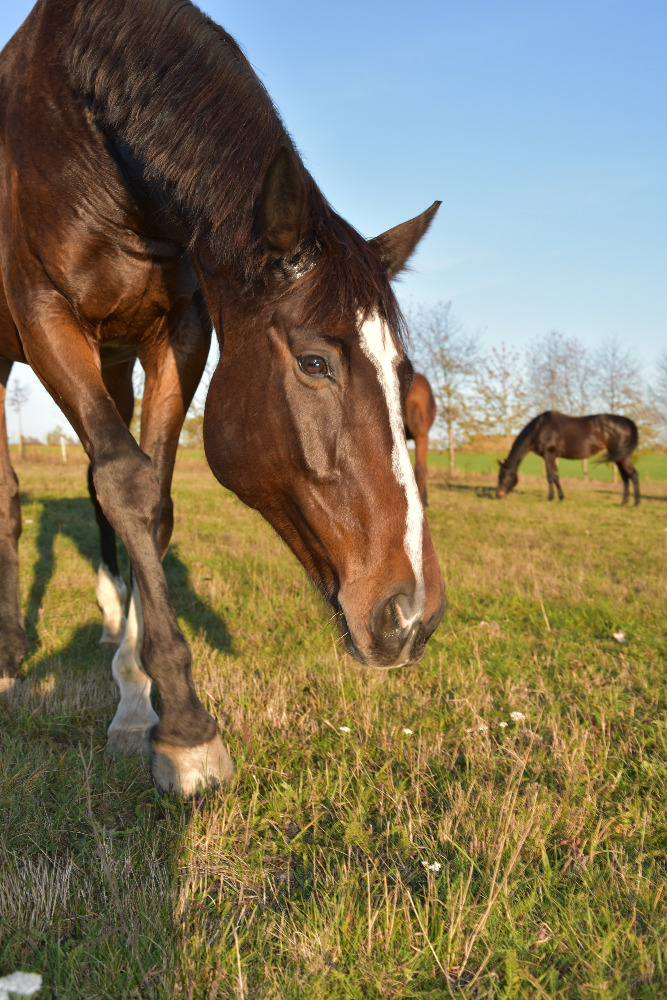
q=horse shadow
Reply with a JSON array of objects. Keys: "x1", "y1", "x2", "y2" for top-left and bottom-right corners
[
  {"x1": 433, "y1": 481, "x2": 496, "y2": 500},
  {"x1": 20, "y1": 492, "x2": 233, "y2": 660}
]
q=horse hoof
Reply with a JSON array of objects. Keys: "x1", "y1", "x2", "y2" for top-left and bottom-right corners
[
  {"x1": 106, "y1": 726, "x2": 153, "y2": 758},
  {"x1": 151, "y1": 735, "x2": 234, "y2": 795}
]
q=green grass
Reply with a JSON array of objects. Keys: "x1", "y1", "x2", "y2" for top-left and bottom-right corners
[
  {"x1": 1, "y1": 455, "x2": 666, "y2": 998},
  {"x1": 424, "y1": 449, "x2": 667, "y2": 482}
]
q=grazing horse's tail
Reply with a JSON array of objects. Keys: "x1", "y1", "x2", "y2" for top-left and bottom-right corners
[{"x1": 600, "y1": 416, "x2": 639, "y2": 464}]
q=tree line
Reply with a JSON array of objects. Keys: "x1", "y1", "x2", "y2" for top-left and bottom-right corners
[{"x1": 409, "y1": 301, "x2": 666, "y2": 471}]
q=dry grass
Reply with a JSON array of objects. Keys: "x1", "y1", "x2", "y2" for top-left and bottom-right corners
[{"x1": 0, "y1": 455, "x2": 665, "y2": 998}]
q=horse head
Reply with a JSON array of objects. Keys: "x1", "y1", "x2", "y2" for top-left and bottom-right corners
[
  {"x1": 200, "y1": 147, "x2": 444, "y2": 668},
  {"x1": 496, "y1": 459, "x2": 518, "y2": 499}
]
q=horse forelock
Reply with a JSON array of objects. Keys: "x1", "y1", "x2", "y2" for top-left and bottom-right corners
[{"x1": 288, "y1": 217, "x2": 407, "y2": 350}]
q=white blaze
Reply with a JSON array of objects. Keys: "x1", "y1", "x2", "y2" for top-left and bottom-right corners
[{"x1": 358, "y1": 313, "x2": 425, "y2": 621}]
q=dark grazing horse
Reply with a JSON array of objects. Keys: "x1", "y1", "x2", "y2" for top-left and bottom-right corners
[
  {"x1": 496, "y1": 411, "x2": 640, "y2": 505},
  {"x1": 0, "y1": 0, "x2": 445, "y2": 795},
  {"x1": 404, "y1": 373, "x2": 436, "y2": 506}
]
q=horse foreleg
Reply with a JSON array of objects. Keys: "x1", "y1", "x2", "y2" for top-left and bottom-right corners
[
  {"x1": 554, "y1": 469, "x2": 564, "y2": 501},
  {"x1": 544, "y1": 458, "x2": 555, "y2": 500},
  {"x1": 106, "y1": 301, "x2": 227, "y2": 791},
  {"x1": 618, "y1": 457, "x2": 639, "y2": 506},
  {"x1": 617, "y1": 464, "x2": 630, "y2": 505},
  {"x1": 15, "y1": 298, "x2": 229, "y2": 794},
  {"x1": 106, "y1": 578, "x2": 158, "y2": 755},
  {"x1": 89, "y1": 361, "x2": 134, "y2": 645},
  {"x1": 545, "y1": 454, "x2": 563, "y2": 501},
  {"x1": 0, "y1": 360, "x2": 28, "y2": 688}
]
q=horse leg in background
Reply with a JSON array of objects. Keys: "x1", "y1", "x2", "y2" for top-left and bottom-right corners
[
  {"x1": 616, "y1": 458, "x2": 640, "y2": 506},
  {"x1": 544, "y1": 452, "x2": 564, "y2": 501},
  {"x1": 0, "y1": 359, "x2": 28, "y2": 689},
  {"x1": 88, "y1": 360, "x2": 134, "y2": 646},
  {"x1": 414, "y1": 429, "x2": 429, "y2": 506},
  {"x1": 617, "y1": 464, "x2": 630, "y2": 505}
]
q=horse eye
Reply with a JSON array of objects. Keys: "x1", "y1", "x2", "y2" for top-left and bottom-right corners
[{"x1": 298, "y1": 355, "x2": 330, "y2": 378}]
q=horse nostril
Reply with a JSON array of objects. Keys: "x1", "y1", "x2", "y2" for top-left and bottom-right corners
[{"x1": 372, "y1": 589, "x2": 420, "y2": 647}]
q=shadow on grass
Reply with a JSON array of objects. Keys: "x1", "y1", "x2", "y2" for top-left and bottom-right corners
[
  {"x1": 20, "y1": 493, "x2": 234, "y2": 657},
  {"x1": 4, "y1": 495, "x2": 236, "y2": 994},
  {"x1": 433, "y1": 481, "x2": 497, "y2": 499}
]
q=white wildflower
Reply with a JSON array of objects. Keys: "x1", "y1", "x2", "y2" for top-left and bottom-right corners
[
  {"x1": 421, "y1": 860, "x2": 442, "y2": 872},
  {"x1": 477, "y1": 723, "x2": 489, "y2": 732},
  {"x1": 509, "y1": 712, "x2": 526, "y2": 722},
  {"x1": 0, "y1": 972, "x2": 42, "y2": 999},
  {"x1": 402, "y1": 728, "x2": 413, "y2": 735},
  {"x1": 499, "y1": 721, "x2": 508, "y2": 728},
  {"x1": 338, "y1": 726, "x2": 351, "y2": 733},
  {"x1": 465, "y1": 728, "x2": 474, "y2": 733},
  {"x1": 613, "y1": 630, "x2": 626, "y2": 643}
]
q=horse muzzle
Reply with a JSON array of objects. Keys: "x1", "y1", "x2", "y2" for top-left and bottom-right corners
[{"x1": 337, "y1": 584, "x2": 445, "y2": 669}]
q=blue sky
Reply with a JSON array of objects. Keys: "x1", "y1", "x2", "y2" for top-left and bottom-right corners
[{"x1": 1, "y1": 0, "x2": 665, "y2": 440}]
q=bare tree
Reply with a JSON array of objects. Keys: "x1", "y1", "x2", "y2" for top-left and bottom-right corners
[
  {"x1": 470, "y1": 342, "x2": 529, "y2": 440},
  {"x1": 525, "y1": 330, "x2": 593, "y2": 415},
  {"x1": 409, "y1": 301, "x2": 478, "y2": 473},
  {"x1": 592, "y1": 336, "x2": 642, "y2": 413},
  {"x1": 8, "y1": 379, "x2": 29, "y2": 459},
  {"x1": 650, "y1": 349, "x2": 667, "y2": 446}
]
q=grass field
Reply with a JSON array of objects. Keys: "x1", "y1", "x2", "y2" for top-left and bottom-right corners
[{"x1": 1, "y1": 454, "x2": 666, "y2": 998}]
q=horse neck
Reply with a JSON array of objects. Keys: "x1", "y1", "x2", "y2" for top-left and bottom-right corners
[
  {"x1": 505, "y1": 417, "x2": 540, "y2": 470},
  {"x1": 65, "y1": 0, "x2": 312, "y2": 279}
]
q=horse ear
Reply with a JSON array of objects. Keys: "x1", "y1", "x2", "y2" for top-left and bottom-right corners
[
  {"x1": 370, "y1": 201, "x2": 441, "y2": 280},
  {"x1": 259, "y1": 146, "x2": 309, "y2": 255}
]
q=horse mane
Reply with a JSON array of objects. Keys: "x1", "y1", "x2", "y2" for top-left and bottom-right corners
[
  {"x1": 66, "y1": 0, "x2": 404, "y2": 340},
  {"x1": 504, "y1": 412, "x2": 546, "y2": 469}
]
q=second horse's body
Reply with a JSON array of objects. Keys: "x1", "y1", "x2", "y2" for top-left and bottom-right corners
[
  {"x1": 497, "y1": 411, "x2": 640, "y2": 505},
  {"x1": 404, "y1": 373, "x2": 436, "y2": 506}
]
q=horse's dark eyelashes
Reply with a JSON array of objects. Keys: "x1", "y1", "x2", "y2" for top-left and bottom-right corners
[{"x1": 297, "y1": 354, "x2": 331, "y2": 379}]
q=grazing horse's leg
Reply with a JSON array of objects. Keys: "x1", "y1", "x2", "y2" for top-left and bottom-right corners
[
  {"x1": 414, "y1": 430, "x2": 429, "y2": 506},
  {"x1": 545, "y1": 453, "x2": 564, "y2": 501},
  {"x1": 106, "y1": 297, "x2": 229, "y2": 793},
  {"x1": 88, "y1": 360, "x2": 134, "y2": 646},
  {"x1": 617, "y1": 463, "x2": 630, "y2": 505},
  {"x1": 14, "y1": 296, "x2": 229, "y2": 793},
  {"x1": 616, "y1": 457, "x2": 640, "y2": 506},
  {"x1": 0, "y1": 360, "x2": 28, "y2": 689},
  {"x1": 544, "y1": 455, "x2": 555, "y2": 500}
]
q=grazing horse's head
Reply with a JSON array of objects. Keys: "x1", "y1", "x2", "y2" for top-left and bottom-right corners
[
  {"x1": 200, "y1": 148, "x2": 444, "y2": 668},
  {"x1": 496, "y1": 460, "x2": 518, "y2": 499}
]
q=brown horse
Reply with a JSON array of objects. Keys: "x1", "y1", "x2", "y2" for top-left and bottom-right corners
[
  {"x1": 0, "y1": 0, "x2": 445, "y2": 794},
  {"x1": 404, "y1": 373, "x2": 436, "y2": 505},
  {"x1": 496, "y1": 411, "x2": 640, "y2": 505}
]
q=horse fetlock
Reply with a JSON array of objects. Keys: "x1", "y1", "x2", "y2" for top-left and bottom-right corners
[
  {"x1": 96, "y1": 564, "x2": 128, "y2": 647},
  {"x1": 0, "y1": 624, "x2": 28, "y2": 678},
  {"x1": 151, "y1": 734, "x2": 234, "y2": 795},
  {"x1": 106, "y1": 722, "x2": 153, "y2": 757},
  {"x1": 0, "y1": 673, "x2": 18, "y2": 694},
  {"x1": 108, "y1": 635, "x2": 158, "y2": 753}
]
